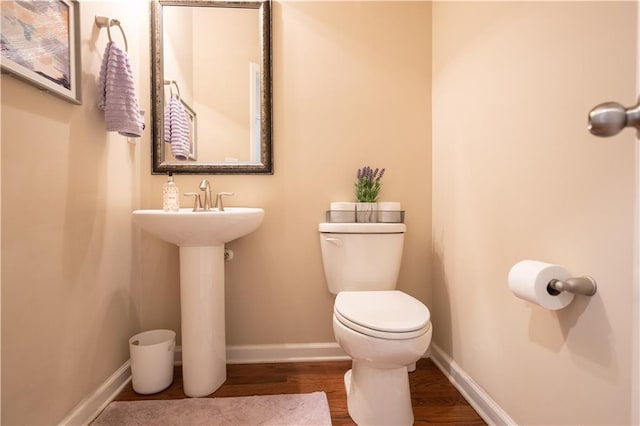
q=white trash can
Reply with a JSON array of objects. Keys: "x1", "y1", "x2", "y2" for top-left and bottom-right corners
[{"x1": 129, "y1": 329, "x2": 176, "y2": 394}]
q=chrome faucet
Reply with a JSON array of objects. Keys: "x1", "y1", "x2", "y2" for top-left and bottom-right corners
[
  {"x1": 199, "y1": 179, "x2": 214, "y2": 211},
  {"x1": 188, "y1": 180, "x2": 234, "y2": 212}
]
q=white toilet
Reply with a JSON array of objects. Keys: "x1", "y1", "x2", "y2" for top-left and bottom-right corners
[{"x1": 319, "y1": 222, "x2": 432, "y2": 426}]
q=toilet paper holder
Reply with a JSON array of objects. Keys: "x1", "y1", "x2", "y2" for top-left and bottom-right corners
[{"x1": 547, "y1": 276, "x2": 597, "y2": 297}]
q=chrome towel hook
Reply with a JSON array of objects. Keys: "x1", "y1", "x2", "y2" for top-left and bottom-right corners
[
  {"x1": 588, "y1": 97, "x2": 640, "y2": 137},
  {"x1": 95, "y1": 16, "x2": 129, "y2": 52}
]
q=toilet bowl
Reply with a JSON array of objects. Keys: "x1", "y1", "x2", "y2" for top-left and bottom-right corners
[
  {"x1": 319, "y1": 222, "x2": 432, "y2": 425},
  {"x1": 333, "y1": 291, "x2": 432, "y2": 426}
]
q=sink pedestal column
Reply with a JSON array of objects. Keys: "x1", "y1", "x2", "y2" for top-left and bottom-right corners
[{"x1": 179, "y1": 245, "x2": 226, "y2": 397}]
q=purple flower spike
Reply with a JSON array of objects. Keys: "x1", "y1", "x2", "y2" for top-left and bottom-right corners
[{"x1": 354, "y1": 165, "x2": 386, "y2": 202}]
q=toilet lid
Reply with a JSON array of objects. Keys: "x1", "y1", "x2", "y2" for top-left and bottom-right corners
[{"x1": 334, "y1": 291, "x2": 431, "y2": 339}]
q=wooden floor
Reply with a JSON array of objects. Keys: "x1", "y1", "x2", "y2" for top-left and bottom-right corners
[{"x1": 115, "y1": 358, "x2": 486, "y2": 425}]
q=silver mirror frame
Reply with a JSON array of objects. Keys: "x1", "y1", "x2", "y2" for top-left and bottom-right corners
[{"x1": 151, "y1": 0, "x2": 273, "y2": 174}]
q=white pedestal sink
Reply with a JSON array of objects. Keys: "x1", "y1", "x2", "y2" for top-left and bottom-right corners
[{"x1": 132, "y1": 207, "x2": 264, "y2": 397}]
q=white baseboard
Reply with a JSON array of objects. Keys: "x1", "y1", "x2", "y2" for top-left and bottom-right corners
[
  {"x1": 429, "y1": 343, "x2": 516, "y2": 426},
  {"x1": 188, "y1": 342, "x2": 348, "y2": 365},
  {"x1": 227, "y1": 342, "x2": 349, "y2": 363},
  {"x1": 58, "y1": 361, "x2": 132, "y2": 426},
  {"x1": 59, "y1": 342, "x2": 348, "y2": 425}
]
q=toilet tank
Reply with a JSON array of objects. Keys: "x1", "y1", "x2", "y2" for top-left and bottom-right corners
[{"x1": 319, "y1": 223, "x2": 406, "y2": 294}]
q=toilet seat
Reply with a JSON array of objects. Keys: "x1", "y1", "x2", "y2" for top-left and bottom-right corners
[{"x1": 334, "y1": 291, "x2": 431, "y2": 340}]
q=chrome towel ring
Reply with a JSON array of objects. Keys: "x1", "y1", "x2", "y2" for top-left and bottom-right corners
[{"x1": 95, "y1": 16, "x2": 129, "y2": 52}]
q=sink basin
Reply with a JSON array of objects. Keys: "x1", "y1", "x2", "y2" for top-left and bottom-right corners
[
  {"x1": 132, "y1": 206, "x2": 264, "y2": 397},
  {"x1": 132, "y1": 207, "x2": 264, "y2": 247}
]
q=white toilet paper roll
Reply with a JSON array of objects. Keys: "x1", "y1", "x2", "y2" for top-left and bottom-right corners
[
  {"x1": 329, "y1": 202, "x2": 356, "y2": 223},
  {"x1": 508, "y1": 260, "x2": 575, "y2": 310},
  {"x1": 377, "y1": 201, "x2": 402, "y2": 223}
]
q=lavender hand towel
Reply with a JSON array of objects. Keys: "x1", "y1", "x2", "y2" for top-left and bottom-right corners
[
  {"x1": 98, "y1": 42, "x2": 144, "y2": 138},
  {"x1": 163, "y1": 97, "x2": 191, "y2": 160}
]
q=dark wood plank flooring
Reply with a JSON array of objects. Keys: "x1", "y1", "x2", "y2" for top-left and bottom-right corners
[{"x1": 115, "y1": 358, "x2": 486, "y2": 425}]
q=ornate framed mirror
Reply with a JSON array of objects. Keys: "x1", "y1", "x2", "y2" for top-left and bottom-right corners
[{"x1": 151, "y1": 0, "x2": 272, "y2": 174}]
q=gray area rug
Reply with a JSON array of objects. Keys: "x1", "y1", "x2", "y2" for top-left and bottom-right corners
[{"x1": 92, "y1": 391, "x2": 332, "y2": 425}]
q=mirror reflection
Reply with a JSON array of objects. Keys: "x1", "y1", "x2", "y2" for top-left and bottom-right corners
[{"x1": 151, "y1": 0, "x2": 272, "y2": 174}]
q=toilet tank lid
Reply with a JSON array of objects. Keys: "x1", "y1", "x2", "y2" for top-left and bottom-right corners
[{"x1": 319, "y1": 223, "x2": 406, "y2": 233}]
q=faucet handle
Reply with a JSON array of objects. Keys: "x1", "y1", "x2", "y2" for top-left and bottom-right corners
[
  {"x1": 215, "y1": 192, "x2": 234, "y2": 211},
  {"x1": 184, "y1": 192, "x2": 202, "y2": 212}
]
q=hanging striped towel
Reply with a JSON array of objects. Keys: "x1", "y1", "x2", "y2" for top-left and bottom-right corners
[
  {"x1": 163, "y1": 97, "x2": 191, "y2": 160},
  {"x1": 98, "y1": 41, "x2": 144, "y2": 137}
]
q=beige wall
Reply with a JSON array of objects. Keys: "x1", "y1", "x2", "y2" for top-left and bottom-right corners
[
  {"x1": 164, "y1": 6, "x2": 261, "y2": 163},
  {"x1": 140, "y1": 0, "x2": 433, "y2": 345},
  {"x1": 193, "y1": 8, "x2": 259, "y2": 162},
  {"x1": 1, "y1": 1, "x2": 150, "y2": 424},
  {"x1": 164, "y1": 7, "x2": 259, "y2": 162},
  {"x1": 1, "y1": 1, "x2": 432, "y2": 424},
  {"x1": 163, "y1": 6, "x2": 194, "y2": 106},
  {"x1": 3, "y1": 1, "x2": 637, "y2": 425},
  {"x1": 432, "y1": 2, "x2": 637, "y2": 424},
  {"x1": 162, "y1": 7, "x2": 195, "y2": 162}
]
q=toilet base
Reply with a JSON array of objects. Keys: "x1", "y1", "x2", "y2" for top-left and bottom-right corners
[{"x1": 344, "y1": 361, "x2": 414, "y2": 426}]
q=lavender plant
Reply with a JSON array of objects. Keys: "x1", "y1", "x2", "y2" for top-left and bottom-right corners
[{"x1": 355, "y1": 166, "x2": 385, "y2": 202}]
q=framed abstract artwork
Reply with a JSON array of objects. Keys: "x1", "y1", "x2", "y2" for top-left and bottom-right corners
[{"x1": 1, "y1": 0, "x2": 81, "y2": 104}]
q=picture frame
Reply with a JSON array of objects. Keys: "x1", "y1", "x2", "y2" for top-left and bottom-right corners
[{"x1": 1, "y1": 0, "x2": 82, "y2": 104}]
